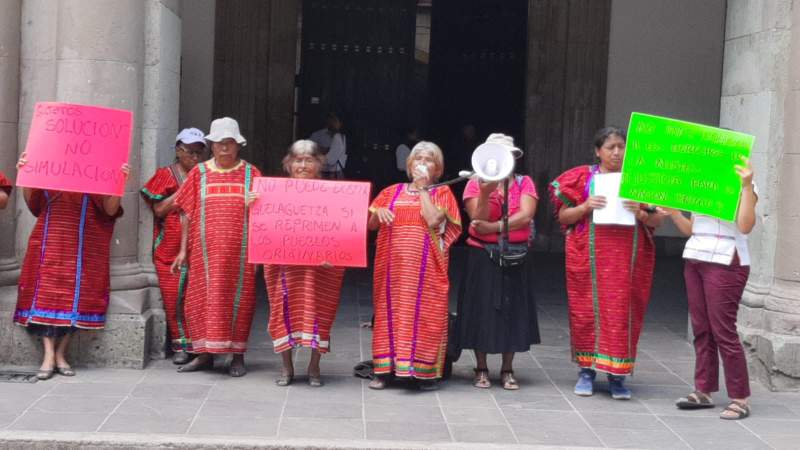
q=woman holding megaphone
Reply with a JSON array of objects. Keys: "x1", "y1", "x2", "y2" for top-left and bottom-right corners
[
  {"x1": 454, "y1": 133, "x2": 541, "y2": 391},
  {"x1": 550, "y1": 127, "x2": 663, "y2": 400},
  {"x1": 367, "y1": 141, "x2": 462, "y2": 390}
]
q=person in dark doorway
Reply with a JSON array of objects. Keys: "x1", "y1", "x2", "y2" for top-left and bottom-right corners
[
  {"x1": 456, "y1": 134, "x2": 540, "y2": 390},
  {"x1": 668, "y1": 157, "x2": 757, "y2": 420},
  {"x1": 309, "y1": 112, "x2": 347, "y2": 179},
  {"x1": 448, "y1": 124, "x2": 479, "y2": 177},
  {"x1": 550, "y1": 127, "x2": 664, "y2": 400},
  {"x1": 395, "y1": 126, "x2": 419, "y2": 180}
]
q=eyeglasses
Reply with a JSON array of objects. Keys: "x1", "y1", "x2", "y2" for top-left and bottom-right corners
[{"x1": 178, "y1": 145, "x2": 204, "y2": 156}]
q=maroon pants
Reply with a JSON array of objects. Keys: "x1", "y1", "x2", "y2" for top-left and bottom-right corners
[{"x1": 684, "y1": 256, "x2": 751, "y2": 399}]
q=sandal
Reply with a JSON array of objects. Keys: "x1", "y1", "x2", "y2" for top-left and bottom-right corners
[
  {"x1": 56, "y1": 366, "x2": 76, "y2": 377},
  {"x1": 473, "y1": 368, "x2": 491, "y2": 389},
  {"x1": 368, "y1": 376, "x2": 386, "y2": 390},
  {"x1": 177, "y1": 355, "x2": 212, "y2": 373},
  {"x1": 308, "y1": 375, "x2": 323, "y2": 387},
  {"x1": 172, "y1": 350, "x2": 191, "y2": 365},
  {"x1": 501, "y1": 370, "x2": 520, "y2": 390},
  {"x1": 720, "y1": 400, "x2": 750, "y2": 420},
  {"x1": 676, "y1": 391, "x2": 715, "y2": 409},
  {"x1": 228, "y1": 362, "x2": 247, "y2": 378},
  {"x1": 36, "y1": 368, "x2": 54, "y2": 381},
  {"x1": 275, "y1": 373, "x2": 294, "y2": 386}
]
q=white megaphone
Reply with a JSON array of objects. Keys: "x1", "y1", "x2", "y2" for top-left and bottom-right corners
[{"x1": 471, "y1": 142, "x2": 518, "y2": 181}]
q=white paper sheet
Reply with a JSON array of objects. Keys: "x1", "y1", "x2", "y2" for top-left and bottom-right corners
[{"x1": 592, "y1": 172, "x2": 636, "y2": 226}]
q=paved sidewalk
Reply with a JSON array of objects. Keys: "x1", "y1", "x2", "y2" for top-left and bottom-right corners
[{"x1": 1, "y1": 254, "x2": 798, "y2": 449}]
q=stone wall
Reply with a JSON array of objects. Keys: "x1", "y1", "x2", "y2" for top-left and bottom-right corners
[{"x1": 721, "y1": 0, "x2": 800, "y2": 391}]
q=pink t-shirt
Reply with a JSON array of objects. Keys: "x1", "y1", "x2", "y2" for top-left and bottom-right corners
[{"x1": 463, "y1": 175, "x2": 538, "y2": 247}]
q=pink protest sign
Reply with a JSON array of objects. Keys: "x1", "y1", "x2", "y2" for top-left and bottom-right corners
[
  {"x1": 17, "y1": 102, "x2": 133, "y2": 196},
  {"x1": 248, "y1": 177, "x2": 371, "y2": 268}
]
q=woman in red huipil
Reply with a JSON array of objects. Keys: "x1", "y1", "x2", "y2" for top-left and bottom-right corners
[
  {"x1": 171, "y1": 118, "x2": 261, "y2": 377},
  {"x1": 13, "y1": 152, "x2": 127, "y2": 380},
  {"x1": 550, "y1": 127, "x2": 663, "y2": 400},
  {"x1": 141, "y1": 128, "x2": 206, "y2": 364},
  {"x1": 266, "y1": 140, "x2": 346, "y2": 387},
  {"x1": 368, "y1": 141, "x2": 461, "y2": 391}
]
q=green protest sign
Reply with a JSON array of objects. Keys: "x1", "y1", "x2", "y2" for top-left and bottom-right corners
[{"x1": 619, "y1": 112, "x2": 754, "y2": 221}]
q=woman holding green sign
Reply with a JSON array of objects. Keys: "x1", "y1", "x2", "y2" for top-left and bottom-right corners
[
  {"x1": 550, "y1": 127, "x2": 663, "y2": 400},
  {"x1": 667, "y1": 157, "x2": 757, "y2": 420}
]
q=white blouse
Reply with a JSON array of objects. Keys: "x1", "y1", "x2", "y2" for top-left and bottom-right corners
[{"x1": 683, "y1": 214, "x2": 751, "y2": 266}]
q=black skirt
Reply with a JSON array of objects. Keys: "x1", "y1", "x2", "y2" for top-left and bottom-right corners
[{"x1": 455, "y1": 246, "x2": 540, "y2": 354}]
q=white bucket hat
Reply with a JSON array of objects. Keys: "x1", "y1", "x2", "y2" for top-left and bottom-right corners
[
  {"x1": 175, "y1": 127, "x2": 206, "y2": 146},
  {"x1": 484, "y1": 133, "x2": 521, "y2": 156},
  {"x1": 205, "y1": 117, "x2": 247, "y2": 146}
]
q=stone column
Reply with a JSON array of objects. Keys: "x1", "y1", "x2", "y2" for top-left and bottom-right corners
[
  {"x1": 2, "y1": 0, "x2": 174, "y2": 368},
  {"x1": 721, "y1": 0, "x2": 800, "y2": 390},
  {"x1": 752, "y1": 1, "x2": 800, "y2": 391},
  {"x1": 0, "y1": 0, "x2": 21, "y2": 284},
  {"x1": 0, "y1": 0, "x2": 22, "y2": 356}
]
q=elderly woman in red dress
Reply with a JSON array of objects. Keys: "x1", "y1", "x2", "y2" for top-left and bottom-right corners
[
  {"x1": 13, "y1": 152, "x2": 128, "y2": 380},
  {"x1": 550, "y1": 127, "x2": 663, "y2": 399},
  {"x1": 266, "y1": 140, "x2": 346, "y2": 387},
  {"x1": 0, "y1": 170, "x2": 11, "y2": 209},
  {"x1": 171, "y1": 117, "x2": 261, "y2": 377},
  {"x1": 141, "y1": 128, "x2": 206, "y2": 364},
  {"x1": 368, "y1": 141, "x2": 461, "y2": 390}
]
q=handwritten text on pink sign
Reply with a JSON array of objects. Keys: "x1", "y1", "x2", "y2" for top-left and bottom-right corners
[
  {"x1": 248, "y1": 177, "x2": 371, "y2": 267},
  {"x1": 17, "y1": 102, "x2": 132, "y2": 196}
]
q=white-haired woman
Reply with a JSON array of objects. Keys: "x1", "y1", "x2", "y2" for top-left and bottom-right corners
[
  {"x1": 266, "y1": 140, "x2": 346, "y2": 387},
  {"x1": 367, "y1": 141, "x2": 462, "y2": 390}
]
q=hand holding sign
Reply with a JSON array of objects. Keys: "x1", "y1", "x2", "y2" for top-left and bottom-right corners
[{"x1": 16, "y1": 102, "x2": 133, "y2": 196}]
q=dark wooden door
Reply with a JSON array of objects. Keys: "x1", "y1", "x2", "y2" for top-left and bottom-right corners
[
  {"x1": 427, "y1": 0, "x2": 529, "y2": 178},
  {"x1": 298, "y1": 0, "x2": 416, "y2": 190}
]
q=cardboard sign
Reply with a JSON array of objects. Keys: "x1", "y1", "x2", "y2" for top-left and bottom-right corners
[
  {"x1": 248, "y1": 177, "x2": 371, "y2": 267},
  {"x1": 620, "y1": 112, "x2": 754, "y2": 221},
  {"x1": 592, "y1": 173, "x2": 635, "y2": 226},
  {"x1": 17, "y1": 102, "x2": 133, "y2": 196}
]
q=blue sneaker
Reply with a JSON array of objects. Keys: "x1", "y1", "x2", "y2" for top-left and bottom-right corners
[
  {"x1": 574, "y1": 368, "x2": 595, "y2": 396},
  {"x1": 608, "y1": 375, "x2": 631, "y2": 400}
]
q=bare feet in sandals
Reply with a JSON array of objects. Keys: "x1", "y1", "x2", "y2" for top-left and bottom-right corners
[
  {"x1": 720, "y1": 399, "x2": 750, "y2": 420},
  {"x1": 501, "y1": 370, "x2": 519, "y2": 390},
  {"x1": 676, "y1": 391, "x2": 715, "y2": 409},
  {"x1": 473, "y1": 368, "x2": 491, "y2": 389},
  {"x1": 178, "y1": 353, "x2": 212, "y2": 373}
]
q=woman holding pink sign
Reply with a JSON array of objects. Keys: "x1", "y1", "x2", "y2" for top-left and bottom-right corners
[
  {"x1": 13, "y1": 152, "x2": 128, "y2": 380},
  {"x1": 265, "y1": 140, "x2": 346, "y2": 387},
  {"x1": 171, "y1": 117, "x2": 261, "y2": 377},
  {"x1": 141, "y1": 128, "x2": 206, "y2": 365},
  {"x1": 367, "y1": 141, "x2": 462, "y2": 390},
  {"x1": 550, "y1": 127, "x2": 663, "y2": 400}
]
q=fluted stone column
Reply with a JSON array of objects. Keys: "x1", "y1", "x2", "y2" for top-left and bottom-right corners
[
  {"x1": 721, "y1": 0, "x2": 800, "y2": 391},
  {"x1": 0, "y1": 0, "x2": 22, "y2": 356},
  {"x1": 1, "y1": 0, "x2": 182, "y2": 368}
]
